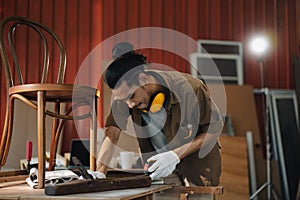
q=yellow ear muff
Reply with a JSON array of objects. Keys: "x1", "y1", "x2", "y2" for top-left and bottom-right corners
[
  {"x1": 149, "y1": 92, "x2": 165, "y2": 113},
  {"x1": 142, "y1": 92, "x2": 165, "y2": 113}
]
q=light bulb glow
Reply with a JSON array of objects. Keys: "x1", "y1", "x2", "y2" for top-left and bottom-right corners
[{"x1": 249, "y1": 36, "x2": 269, "y2": 55}]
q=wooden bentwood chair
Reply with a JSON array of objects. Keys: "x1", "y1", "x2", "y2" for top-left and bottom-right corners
[{"x1": 0, "y1": 16, "x2": 100, "y2": 188}]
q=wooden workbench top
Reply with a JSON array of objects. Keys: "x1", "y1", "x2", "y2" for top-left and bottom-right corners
[{"x1": 0, "y1": 183, "x2": 172, "y2": 200}]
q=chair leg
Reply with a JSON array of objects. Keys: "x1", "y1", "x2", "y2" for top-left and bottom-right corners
[
  {"x1": 90, "y1": 96, "x2": 97, "y2": 171},
  {"x1": 50, "y1": 118, "x2": 66, "y2": 172},
  {"x1": 0, "y1": 103, "x2": 10, "y2": 167},
  {"x1": 0, "y1": 110, "x2": 9, "y2": 167},
  {"x1": 37, "y1": 91, "x2": 46, "y2": 189},
  {"x1": 0, "y1": 97, "x2": 15, "y2": 168},
  {"x1": 49, "y1": 102, "x2": 60, "y2": 171}
]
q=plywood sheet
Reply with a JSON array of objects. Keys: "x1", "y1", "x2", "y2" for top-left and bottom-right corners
[
  {"x1": 217, "y1": 135, "x2": 249, "y2": 200},
  {"x1": 208, "y1": 84, "x2": 261, "y2": 143},
  {"x1": 209, "y1": 84, "x2": 267, "y2": 199}
]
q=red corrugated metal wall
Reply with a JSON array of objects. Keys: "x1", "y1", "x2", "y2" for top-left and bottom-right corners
[
  {"x1": 0, "y1": 0, "x2": 299, "y2": 154},
  {"x1": 100, "y1": 0, "x2": 299, "y2": 89},
  {"x1": 0, "y1": 0, "x2": 104, "y2": 153}
]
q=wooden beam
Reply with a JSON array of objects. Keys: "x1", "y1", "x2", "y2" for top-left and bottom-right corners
[
  {"x1": 0, "y1": 175, "x2": 28, "y2": 183},
  {"x1": 169, "y1": 186, "x2": 224, "y2": 195},
  {"x1": 45, "y1": 175, "x2": 151, "y2": 196},
  {"x1": 0, "y1": 169, "x2": 27, "y2": 177}
]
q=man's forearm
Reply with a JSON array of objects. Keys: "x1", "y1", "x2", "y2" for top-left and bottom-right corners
[
  {"x1": 96, "y1": 126, "x2": 121, "y2": 174},
  {"x1": 173, "y1": 133, "x2": 206, "y2": 159},
  {"x1": 96, "y1": 137, "x2": 116, "y2": 173},
  {"x1": 173, "y1": 132, "x2": 219, "y2": 160}
]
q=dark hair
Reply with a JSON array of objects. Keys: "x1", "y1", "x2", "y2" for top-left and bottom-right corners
[{"x1": 104, "y1": 43, "x2": 147, "y2": 89}]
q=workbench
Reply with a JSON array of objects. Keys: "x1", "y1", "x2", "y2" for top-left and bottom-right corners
[
  {"x1": 0, "y1": 183, "x2": 172, "y2": 200},
  {"x1": 0, "y1": 170, "x2": 224, "y2": 199}
]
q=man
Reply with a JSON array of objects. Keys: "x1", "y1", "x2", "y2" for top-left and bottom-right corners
[{"x1": 97, "y1": 42, "x2": 223, "y2": 199}]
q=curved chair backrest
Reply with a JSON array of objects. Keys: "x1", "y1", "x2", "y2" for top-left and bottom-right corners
[{"x1": 0, "y1": 16, "x2": 66, "y2": 89}]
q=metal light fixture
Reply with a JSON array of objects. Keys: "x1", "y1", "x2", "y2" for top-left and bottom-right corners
[
  {"x1": 249, "y1": 35, "x2": 280, "y2": 200},
  {"x1": 249, "y1": 35, "x2": 269, "y2": 87}
]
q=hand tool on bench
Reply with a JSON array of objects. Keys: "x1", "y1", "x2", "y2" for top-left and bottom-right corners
[
  {"x1": 26, "y1": 141, "x2": 32, "y2": 173},
  {"x1": 71, "y1": 156, "x2": 93, "y2": 179}
]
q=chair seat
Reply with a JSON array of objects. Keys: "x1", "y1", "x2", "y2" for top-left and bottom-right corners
[{"x1": 9, "y1": 83, "x2": 100, "y2": 101}]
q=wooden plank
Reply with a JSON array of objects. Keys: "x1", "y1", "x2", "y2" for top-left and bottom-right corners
[
  {"x1": 45, "y1": 175, "x2": 151, "y2": 196},
  {"x1": 169, "y1": 186, "x2": 224, "y2": 195},
  {"x1": 0, "y1": 169, "x2": 27, "y2": 177}
]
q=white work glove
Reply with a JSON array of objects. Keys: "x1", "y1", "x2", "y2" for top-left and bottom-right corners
[
  {"x1": 147, "y1": 151, "x2": 180, "y2": 180},
  {"x1": 88, "y1": 170, "x2": 106, "y2": 179}
]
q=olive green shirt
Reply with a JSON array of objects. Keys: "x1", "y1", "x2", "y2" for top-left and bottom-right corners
[{"x1": 105, "y1": 70, "x2": 223, "y2": 186}]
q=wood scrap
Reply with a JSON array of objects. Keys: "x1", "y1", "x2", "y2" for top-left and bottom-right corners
[
  {"x1": 0, "y1": 171, "x2": 28, "y2": 188},
  {"x1": 0, "y1": 180, "x2": 26, "y2": 188},
  {"x1": 0, "y1": 174, "x2": 28, "y2": 183}
]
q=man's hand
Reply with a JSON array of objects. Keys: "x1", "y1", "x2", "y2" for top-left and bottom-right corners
[{"x1": 147, "y1": 151, "x2": 180, "y2": 180}]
